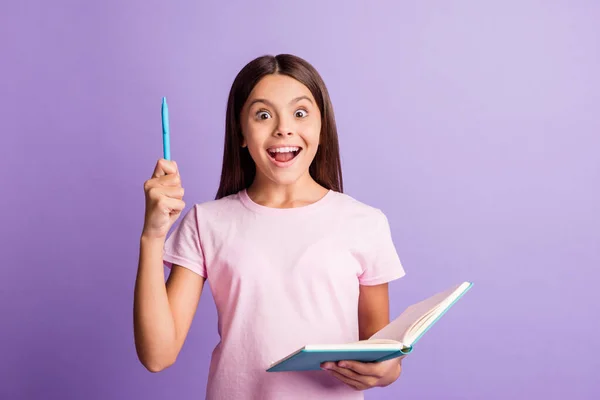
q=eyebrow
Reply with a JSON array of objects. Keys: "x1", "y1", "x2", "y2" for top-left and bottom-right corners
[{"x1": 248, "y1": 95, "x2": 313, "y2": 109}]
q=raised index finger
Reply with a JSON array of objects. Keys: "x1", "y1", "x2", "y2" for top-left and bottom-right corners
[{"x1": 152, "y1": 158, "x2": 178, "y2": 178}]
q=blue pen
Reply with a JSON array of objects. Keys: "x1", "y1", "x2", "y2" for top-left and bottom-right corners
[{"x1": 162, "y1": 97, "x2": 171, "y2": 160}]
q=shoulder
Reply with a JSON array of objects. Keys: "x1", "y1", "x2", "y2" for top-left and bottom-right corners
[
  {"x1": 195, "y1": 191, "x2": 243, "y2": 212},
  {"x1": 182, "y1": 191, "x2": 247, "y2": 226},
  {"x1": 328, "y1": 191, "x2": 391, "y2": 229}
]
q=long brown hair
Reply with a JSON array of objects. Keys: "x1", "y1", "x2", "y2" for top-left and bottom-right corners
[{"x1": 215, "y1": 54, "x2": 344, "y2": 199}]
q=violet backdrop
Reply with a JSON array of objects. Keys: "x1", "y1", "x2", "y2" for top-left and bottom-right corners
[{"x1": 1, "y1": 1, "x2": 599, "y2": 399}]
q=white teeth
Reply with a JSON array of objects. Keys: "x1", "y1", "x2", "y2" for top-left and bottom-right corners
[{"x1": 269, "y1": 147, "x2": 299, "y2": 153}]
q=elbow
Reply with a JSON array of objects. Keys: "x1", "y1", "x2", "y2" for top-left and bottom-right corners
[
  {"x1": 136, "y1": 348, "x2": 177, "y2": 373},
  {"x1": 145, "y1": 361, "x2": 173, "y2": 373},
  {"x1": 141, "y1": 356, "x2": 176, "y2": 373}
]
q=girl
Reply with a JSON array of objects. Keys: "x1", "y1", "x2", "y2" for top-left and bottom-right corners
[{"x1": 134, "y1": 54, "x2": 406, "y2": 399}]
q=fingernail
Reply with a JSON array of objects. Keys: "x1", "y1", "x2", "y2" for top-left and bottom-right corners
[{"x1": 338, "y1": 362, "x2": 346, "y2": 367}]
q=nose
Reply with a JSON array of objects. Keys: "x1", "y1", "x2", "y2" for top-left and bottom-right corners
[{"x1": 273, "y1": 115, "x2": 295, "y2": 137}]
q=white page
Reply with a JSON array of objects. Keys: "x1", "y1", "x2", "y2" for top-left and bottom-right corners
[
  {"x1": 369, "y1": 283, "x2": 465, "y2": 344},
  {"x1": 305, "y1": 342, "x2": 404, "y2": 351}
]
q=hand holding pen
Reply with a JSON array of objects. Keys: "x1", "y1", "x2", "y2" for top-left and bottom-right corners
[{"x1": 141, "y1": 97, "x2": 185, "y2": 239}]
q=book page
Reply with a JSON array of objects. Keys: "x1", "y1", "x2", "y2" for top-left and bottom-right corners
[
  {"x1": 352, "y1": 339, "x2": 401, "y2": 345},
  {"x1": 305, "y1": 342, "x2": 404, "y2": 351},
  {"x1": 404, "y1": 282, "x2": 471, "y2": 344},
  {"x1": 369, "y1": 283, "x2": 465, "y2": 343}
]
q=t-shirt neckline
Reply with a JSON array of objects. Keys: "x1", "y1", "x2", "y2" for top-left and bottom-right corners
[{"x1": 239, "y1": 188, "x2": 335, "y2": 215}]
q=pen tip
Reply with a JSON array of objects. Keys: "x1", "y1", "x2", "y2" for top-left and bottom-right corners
[{"x1": 162, "y1": 96, "x2": 167, "y2": 104}]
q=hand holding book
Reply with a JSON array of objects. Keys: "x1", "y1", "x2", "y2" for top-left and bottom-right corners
[{"x1": 267, "y1": 281, "x2": 473, "y2": 372}]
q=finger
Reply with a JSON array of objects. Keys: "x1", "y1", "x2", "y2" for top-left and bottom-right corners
[
  {"x1": 159, "y1": 197, "x2": 185, "y2": 214},
  {"x1": 156, "y1": 173, "x2": 182, "y2": 187},
  {"x1": 323, "y1": 362, "x2": 376, "y2": 385},
  {"x1": 148, "y1": 186, "x2": 185, "y2": 202},
  {"x1": 336, "y1": 360, "x2": 385, "y2": 378},
  {"x1": 327, "y1": 364, "x2": 363, "y2": 381},
  {"x1": 158, "y1": 186, "x2": 185, "y2": 200},
  {"x1": 152, "y1": 159, "x2": 178, "y2": 178},
  {"x1": 143, "y1": 175, "x2": 181, "y2": 192},
  {"x1": 328, "y1": 370, "x2": 366, "y2": 391},
  {"x1": 330, "y1": 364, "x2": 379, "y2": 388}
]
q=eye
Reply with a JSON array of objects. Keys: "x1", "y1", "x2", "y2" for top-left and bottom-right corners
[
  {"x1": 295, "y1": 109, "x2": 308, "y2": 118},
  {"x1": 256, "y1": 110, "x2": 271, "y2": 120}
]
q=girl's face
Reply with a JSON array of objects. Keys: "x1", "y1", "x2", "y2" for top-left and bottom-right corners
[{"x1": 240, "y1": 74, "x2": 321, "y2": 187}]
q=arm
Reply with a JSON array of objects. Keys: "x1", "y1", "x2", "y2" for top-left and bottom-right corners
[
  {"x1": 133, "y1": 235, "x2": 205, "y2": 372},
  {"x1": 358, "y1": 282, "x2": 391, "y2": 340},
  {"x1": 358, "y1": 283, "x2": 402, "y2": 385}
]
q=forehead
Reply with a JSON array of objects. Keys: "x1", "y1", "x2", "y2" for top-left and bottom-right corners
[{"x1": 247, "y1": 74, "x2": 315, "y2": 104}]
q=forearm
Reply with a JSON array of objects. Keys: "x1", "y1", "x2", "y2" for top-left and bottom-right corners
[{"x1": 133, "y1": 235, "x2": 177, "y2": 371}]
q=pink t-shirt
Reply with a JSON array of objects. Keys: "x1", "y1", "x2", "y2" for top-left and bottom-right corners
[{"x1": 163, "y1": 189, "x2": 405, "y2": 400}]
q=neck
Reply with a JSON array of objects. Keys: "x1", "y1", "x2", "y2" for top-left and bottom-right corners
[{"x1": 246, "y1": 171, "x2": 329, "y2": 209}]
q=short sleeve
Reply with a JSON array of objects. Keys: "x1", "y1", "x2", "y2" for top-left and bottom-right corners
[
  {"x1": 358, "y1": 210, "x2": 406, "y2": 285},
  {"x1": 163, "y1": 205, "x2": 207, "y2": 278}
]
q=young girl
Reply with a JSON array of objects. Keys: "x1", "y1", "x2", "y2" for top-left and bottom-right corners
[{"x1": 134, "y1": 54, "x2": 406, "y2": 399}]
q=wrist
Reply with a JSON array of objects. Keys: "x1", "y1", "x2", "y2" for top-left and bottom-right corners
[{"x1": 140, "y1": 233, "x2": 166, "y2": 246}]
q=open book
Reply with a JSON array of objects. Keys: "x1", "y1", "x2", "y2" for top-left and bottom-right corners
[{"x1": 267, "y1": 281, "x2": 472, "y2": 372}]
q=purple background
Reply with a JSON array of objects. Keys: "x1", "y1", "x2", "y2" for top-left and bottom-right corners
[{"x1": 2, "y1": 1, "x2": 599, "y2": 399}]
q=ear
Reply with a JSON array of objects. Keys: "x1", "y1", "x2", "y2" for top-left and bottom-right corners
[{"x1": 241, "y1": 135, "x2": 247, "y2": 148}]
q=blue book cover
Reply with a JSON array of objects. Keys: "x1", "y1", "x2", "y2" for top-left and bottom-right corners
[{"x1": 267, "y1": 282, "x2": 472, "y2": 372}]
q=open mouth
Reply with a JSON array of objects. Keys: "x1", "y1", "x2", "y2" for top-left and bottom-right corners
[{"x1": 267, "y1": 146, "x2": 302, "y2": 163}]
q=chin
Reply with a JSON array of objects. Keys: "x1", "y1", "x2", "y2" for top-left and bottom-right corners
[{"x1": 265, "y1": 170, "x2": 307, "y2": 186}]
